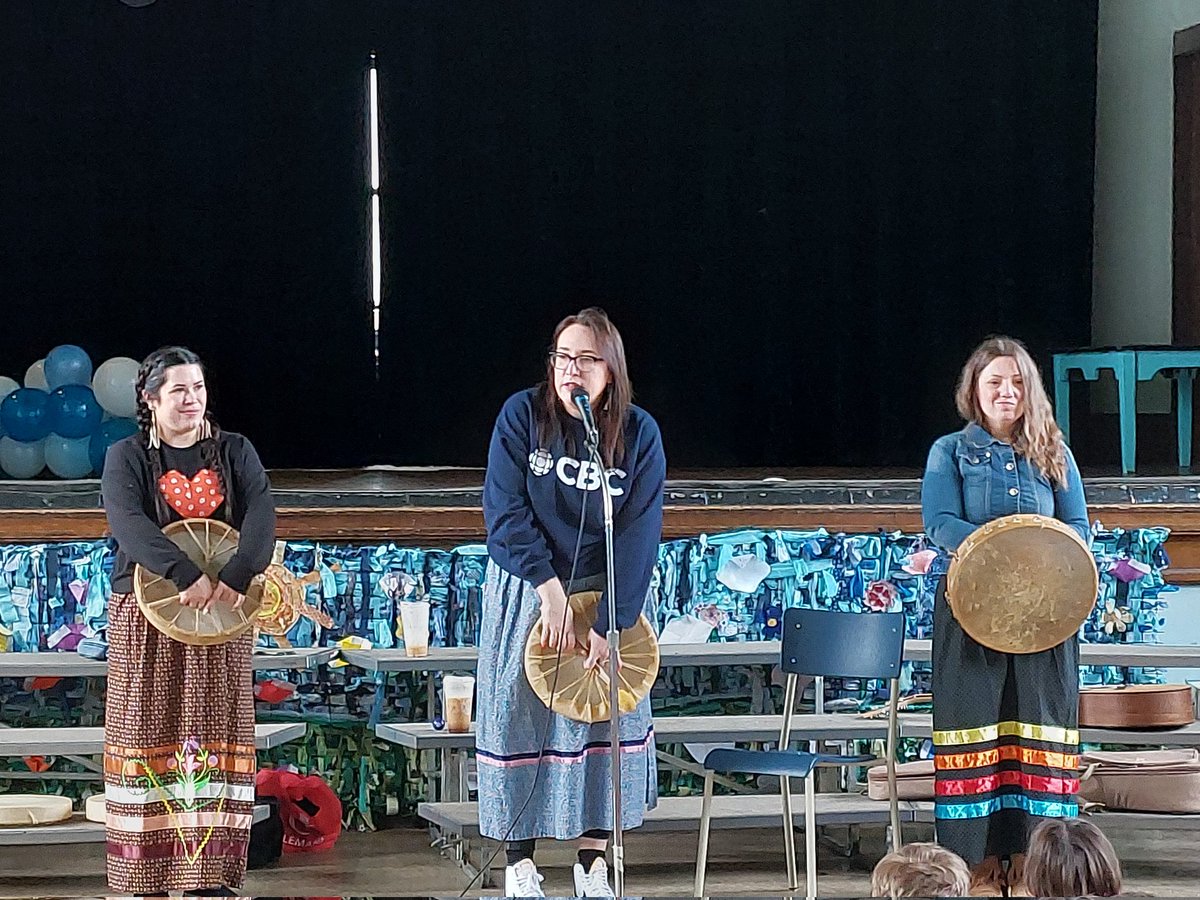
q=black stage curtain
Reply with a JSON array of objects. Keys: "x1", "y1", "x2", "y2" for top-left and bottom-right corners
[
  {"x1": 0, "y1": 1, "x2": 375, "y2": 467},
  {"x1": 377, "y1": 1, "x2": 1097, "y2": 467},
  {"x1": 0, "y1": 2, "x2": 1097, "y2": 469}
]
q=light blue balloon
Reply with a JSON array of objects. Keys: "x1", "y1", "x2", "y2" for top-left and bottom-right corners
[
  {"x1": 0, "y1": 436, "x2": 46, "y2": 479},
  {"x1": 44, "y1": 434, "x2": 93, "y2": 478},
  {"x1": 45, "y1": 345, "x2": 94, "y2": 389}
]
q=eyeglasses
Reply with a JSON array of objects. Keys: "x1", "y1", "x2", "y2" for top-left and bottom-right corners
[{"x1": 548, "y1": 351, "x2": 605, "y2": 373}]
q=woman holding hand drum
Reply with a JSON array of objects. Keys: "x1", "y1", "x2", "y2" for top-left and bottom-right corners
[
  {"x1": 479, "y1": 308, "x2": 665, "y2": 898},
  {"x1": 101, "y1": 347, "x2": 275, "y2": 897},
  {"x1": 922, "y1": 336, "x2": 1091, "y2": 896}
]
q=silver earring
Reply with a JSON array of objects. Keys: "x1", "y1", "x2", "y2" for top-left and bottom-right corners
[{"x1": 148, "y1": 409, "x2": 161, "y2": 449}]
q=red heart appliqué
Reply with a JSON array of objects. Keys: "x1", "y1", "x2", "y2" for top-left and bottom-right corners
[{"x1": 157, "y1": 469, "x2": 225, "y2": 519}]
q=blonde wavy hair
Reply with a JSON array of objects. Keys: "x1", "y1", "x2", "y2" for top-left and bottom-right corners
[
  {"x1": 954, "y1": 336, "x2": 1068, "y2": 486},
  {"x1": 871, "y1": 842, "x2": 970, "y2": 898}
]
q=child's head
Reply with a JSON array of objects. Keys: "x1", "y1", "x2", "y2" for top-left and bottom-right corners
[
  {"x1": 1025, "y1": 818, "x2": 1123, "y2": 897},
  {"x1": 871, "y1": 842, "x2": 971, "y2": 898}
]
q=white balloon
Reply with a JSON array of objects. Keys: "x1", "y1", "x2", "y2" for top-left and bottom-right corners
[
  {"x1": 44, "y1": 434, "x2": 93, "y2": 478},
  {"x1": 92, "y1": 357, "x2": 140, "y2": 419},
  {"x1": 0, "y1": 436, "x2": 46, "y2": 479},
  {"x1": 24, "y1": 360, "x2": 49, "y2": 391}
]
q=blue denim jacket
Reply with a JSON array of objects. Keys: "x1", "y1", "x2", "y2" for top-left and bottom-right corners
[{"x1": 921, "y1": 422, "x2": 1090, "y2": 552}]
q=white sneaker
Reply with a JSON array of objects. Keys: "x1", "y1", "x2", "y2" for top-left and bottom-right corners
[
  {"x1": 572, "y1": 858, "x2": 615, "y2": 897},
  {"x1": 505, "y1": 858, "x2": 546, "y2": 897}
]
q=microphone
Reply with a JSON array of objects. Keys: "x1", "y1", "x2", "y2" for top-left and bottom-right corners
[{"x1": 571, "y1": 386, "x2": 600, "y2": 447}]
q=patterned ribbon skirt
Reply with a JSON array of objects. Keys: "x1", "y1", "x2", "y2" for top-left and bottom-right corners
[{"x1": 103, "y1": 592, "x2": 256, "y2": 894}]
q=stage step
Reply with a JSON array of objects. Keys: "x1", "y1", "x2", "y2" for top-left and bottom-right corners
[{"x1": 418, "y1": 792, "x2": 915, "y2": 837}]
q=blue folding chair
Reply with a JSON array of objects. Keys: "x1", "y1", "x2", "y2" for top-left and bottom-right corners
[{"x1": 693, "y1": 607, "x2": 906, "y2": 897}]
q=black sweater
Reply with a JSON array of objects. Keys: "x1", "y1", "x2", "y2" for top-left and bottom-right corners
[{"x1": 101, "y1": 432, "x2": 276, "y2": 594}]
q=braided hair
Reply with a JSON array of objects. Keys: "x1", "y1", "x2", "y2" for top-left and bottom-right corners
[{"x1": 135, "y1": 347, "x2": 230, "y2": 525}]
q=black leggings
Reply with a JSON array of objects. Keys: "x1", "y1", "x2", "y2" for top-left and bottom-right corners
[{"x1": 507, "y1": 830, "x2": 610, "y2": 864}]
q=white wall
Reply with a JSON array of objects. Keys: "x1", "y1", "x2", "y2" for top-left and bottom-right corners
[{"x1": 1093, "y1": 1, "x2": 1200, "y2": 408}]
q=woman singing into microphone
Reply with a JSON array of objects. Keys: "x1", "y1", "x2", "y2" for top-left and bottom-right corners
[{"x1": 479, "y1": 308, "x2": 665, "y2": 898}]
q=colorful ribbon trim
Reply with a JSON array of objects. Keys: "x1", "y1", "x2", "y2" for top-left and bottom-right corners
[
  {"x1": 935, "y1": 795, "x2": 1078, "y2": 819},
  {"x1": 933, "y1": 720, "x2": 1079, "y2": 747},
  {"x1": 935, "y1": 771, "x2": 1079, "y2": 796},
  {"x1": 935, "y1": 745, "x2": 1079, "y2": 772}
]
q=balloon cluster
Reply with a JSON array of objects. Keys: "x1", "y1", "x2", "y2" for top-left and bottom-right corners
[{"x1": 0, "y1": 346, "x2": 140, "y2": 479}]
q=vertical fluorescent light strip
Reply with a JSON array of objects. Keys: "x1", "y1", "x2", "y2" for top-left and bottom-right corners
[
  {"x1": 369, "y1": 55, "x2": 382, "y2": 368},
  {"x1": 372, "y1": 194, "x2": 382, "y2": 336}
]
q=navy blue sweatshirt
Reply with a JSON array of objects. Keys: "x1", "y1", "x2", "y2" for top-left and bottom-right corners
[{"x1": 483, "y1": 388, "x2": 666, "y2": 636}]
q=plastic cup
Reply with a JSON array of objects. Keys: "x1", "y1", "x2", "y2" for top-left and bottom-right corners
[
  {"x1": 443, "y1": 674, "x2": 475, "y2": 733},
  {"x1": 400, "y1": 600, "x2": 430, "y2": 657}
]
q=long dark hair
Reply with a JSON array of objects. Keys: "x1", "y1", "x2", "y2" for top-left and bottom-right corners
[
  {"x1": 135, "y1": 346, "x2": 229, "y2": 525},
  {"x1": 1024, "y1": 818, "x2": 1122, "y2": 897},
  {"x1": 534, "y1": 308, "x2": 633, "y2": 467}
]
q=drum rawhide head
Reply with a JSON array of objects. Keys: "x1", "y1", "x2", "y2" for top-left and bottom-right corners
[
  {"x1": 524, "y1": 590, "x2": 660, "y2": 724},
  {"x1": 946, "y1": 513, "x2": 1098, "y2": 654},
  {"x1": 134, "y1": 519, "x2": 265, "y2": 646}
]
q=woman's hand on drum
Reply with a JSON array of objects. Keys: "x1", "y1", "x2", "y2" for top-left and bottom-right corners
[
  {"x1": 207, "y1": 580, "x2": 245, "y2": 613},
  {"x1": 180, "y1": 574, "x2": 215, "y2": 610},
  {"x1": 584, "y1": 630, "x2": 621, "y2": 673},
  {"x1": 536, "y1": 579, "x2": 576, "y2": 653}
]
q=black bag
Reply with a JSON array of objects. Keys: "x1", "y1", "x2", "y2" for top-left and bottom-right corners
[{"x1": 248, "y1": 797, "x2": 283, "y2": 870}]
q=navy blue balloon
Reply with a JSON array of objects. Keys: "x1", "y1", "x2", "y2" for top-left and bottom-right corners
[
  {"x1": 45, "y1": 344, "x2": 93, "y2": 389},
  {"x1": 49, "y1": 384, "x2": 103, "y2": 439},
  {"x1": 88, "y1": 418, "x2": 139, "y2": 475},
  {"x1": 0, "y1": 389, "x2": 51, "y2": 443}
]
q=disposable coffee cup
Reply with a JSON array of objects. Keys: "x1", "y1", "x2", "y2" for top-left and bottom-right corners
[{"x1": 443, "y1": 674, "x2": 475, "y2": 733}]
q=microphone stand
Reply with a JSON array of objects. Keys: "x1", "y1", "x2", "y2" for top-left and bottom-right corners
[{"x1": 583, "y1": 426, "x2": 624, "y2": 896}]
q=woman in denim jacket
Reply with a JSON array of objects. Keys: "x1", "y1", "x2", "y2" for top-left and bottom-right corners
[{"x1": 922, "y1": 336, "x2": 1090, "y2": 897}]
